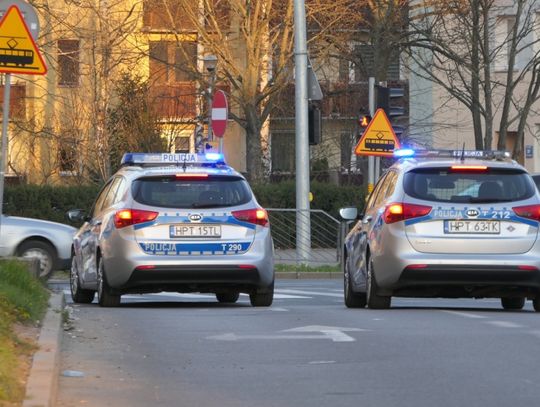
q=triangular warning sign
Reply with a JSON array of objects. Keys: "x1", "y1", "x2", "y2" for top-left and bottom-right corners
[
  {"x1": 0, "y1": 6, "x2": 47, "y2": 75},
  {"x1": 354, "y1": 108, "x2": 401, "y2": 157}
]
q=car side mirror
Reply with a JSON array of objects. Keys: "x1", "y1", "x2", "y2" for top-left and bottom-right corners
[
  {"x1": 66, "y1": 209, "x2": 88, "y2": 223},
  {"x1": 339, "y1": 207, "x2": 358, "y2": 221}
]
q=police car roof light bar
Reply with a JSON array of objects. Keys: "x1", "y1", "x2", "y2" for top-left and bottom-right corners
[
  {"x1": 393, "y1": 149, "x2": 511, "y2": 161},
  {"x1": 121, "y1": 153, "x2": 227, "y2": 167}
]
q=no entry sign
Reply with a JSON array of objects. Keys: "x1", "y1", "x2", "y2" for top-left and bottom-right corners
[{"x1": 211, "y1": 90, "x2": 228, "y2": 138}]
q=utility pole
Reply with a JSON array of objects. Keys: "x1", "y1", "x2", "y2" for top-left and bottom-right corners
[{"x1": 293, "y1": 0, "x2": 311, "y2": 264}]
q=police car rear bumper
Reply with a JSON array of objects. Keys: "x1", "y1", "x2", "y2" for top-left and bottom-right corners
[
  {"x1": 390, "y1": 264, "x2": 540, "y2": 298},
  {"x1": 112, "y1": 264, "x2": 271, "y2": 295}
]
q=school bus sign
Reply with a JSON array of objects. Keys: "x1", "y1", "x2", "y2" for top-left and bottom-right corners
[
  {"x1": 0, "y1": 5, "x2": 46, "y2": 75},
  {"x1": 354, "y1": 108, "x2": 400, "y2": 157}
]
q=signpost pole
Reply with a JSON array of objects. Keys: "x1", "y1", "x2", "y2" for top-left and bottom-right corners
[
  {"x1": 368, "y1": 77, "x2": 375, "y2": 193},
  {"x1": 0, "y1": 73, "x2": 11, "y2": 236}
]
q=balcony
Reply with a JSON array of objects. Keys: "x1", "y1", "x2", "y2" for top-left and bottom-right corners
[{"x1": 148, "y1": 83, "x2": 197, "y2": 120}]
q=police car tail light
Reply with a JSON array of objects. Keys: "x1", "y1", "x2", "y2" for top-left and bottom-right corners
[
  {"x1": 232, "y1": 208, "x2": 269, "y2": 227},
  {"x1": 512, "y1": 204, "x2": 540, "y2": 222},
  {"x1": 114, "y1": 209, "x2": 159, "y2": 228},
  {"x1": 383, "y1": 203, "x2": 432, "y2": 224}
]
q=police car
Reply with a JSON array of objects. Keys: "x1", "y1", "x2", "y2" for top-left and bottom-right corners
[
  {"x1": 340, "y1": 149, "x2": 540, "y2": 311},
  {"x1": 68, "y1": 153, "x2": 274, "y2": 307}
]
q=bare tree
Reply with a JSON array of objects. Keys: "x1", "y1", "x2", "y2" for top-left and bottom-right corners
[{"x1": 406, "y1": 0, "x2": 540, "y2": 157}]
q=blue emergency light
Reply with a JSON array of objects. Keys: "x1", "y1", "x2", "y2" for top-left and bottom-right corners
[
  {"x1": 393, "y1": 148, "x2": 416, "y2": 158},
  {"x1": 121, "y1": 153, "x2": 226, "y2": 166}
]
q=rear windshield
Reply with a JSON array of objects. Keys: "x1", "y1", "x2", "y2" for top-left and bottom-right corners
[
  {"x1": 403, "y1": 168, "x2": 535, "y2": 203},
  {"x1": 131, "y1": 176, "x2": 253, "y2": 208}
]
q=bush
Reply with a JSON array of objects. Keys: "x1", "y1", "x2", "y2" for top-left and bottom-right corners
[
  {"x1": 3, "y1": 181, "x2": 364, "y2": 225},
  {"x1": 252, "y1": 181, "x2": 365, "y2": 217},
  {"x1": 4, "y1": 184, "x2": 101, "y2": 225}
]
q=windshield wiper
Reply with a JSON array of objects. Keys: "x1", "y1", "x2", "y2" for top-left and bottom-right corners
[{"x1": 469, "y1": 198, "x2": 513, "y2": 203}]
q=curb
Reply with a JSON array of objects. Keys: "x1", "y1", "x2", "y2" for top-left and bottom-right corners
[{"x1": 23, "y1": 291, "x2": 64, "y2": 407}]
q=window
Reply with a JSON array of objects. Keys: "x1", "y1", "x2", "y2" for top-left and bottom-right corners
[
  {"x1": 58, "y1": 39, "x2": 79, "y2": 86},
  {"x1": 271, "y1": 132, "x2": 295, "y2": 172},
  {"x1": 494, "y1": 16, "x2": 516, "y2": 71},
  {"x1": 174, "y1": 136, "x2": 190, "y2": 153},
  {"x1": 347, "y1": 44, "x2": 400, "y2": 83},
  {"x1": 132, "y1": 176, "x2": 252, "y2": 208},
  {"x1": 150, "y1": 41, "x2": 197, "y2": 84},
  {"x1": 58, "y1": 134, "x2": 78, "y2": 173},
  {"x1": 403, "y1": 168, "x2": 534, "y2": 203}
]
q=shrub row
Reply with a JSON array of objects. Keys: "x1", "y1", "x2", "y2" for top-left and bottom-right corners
[{"x1": 3, "y1": 181, "x2": 365, "y2": 225}]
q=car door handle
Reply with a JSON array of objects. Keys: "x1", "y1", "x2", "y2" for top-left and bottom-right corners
[{"x1": 362, "y1": 216, "x2": 373, "y2": 224}]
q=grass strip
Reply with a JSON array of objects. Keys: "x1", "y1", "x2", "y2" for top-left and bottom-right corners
[
  {"x1": 275, "y1": 263, "x2": 340, "y2": 273},
  {"x1": 0, "y1": 259, "x2": 49, "y2": 403}
]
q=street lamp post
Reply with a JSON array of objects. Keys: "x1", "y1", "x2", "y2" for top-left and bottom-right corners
[{"x1": 203, "y1": 55, "x2": 218, "y2": 149}]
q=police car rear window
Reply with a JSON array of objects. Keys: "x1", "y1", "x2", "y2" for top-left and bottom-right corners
[
  {"x1": 403, "y1": 168, "x2": 535, "y2": 203},
  {"x1": 131, "y1": 176, "x2": 253, "y2": 208}
]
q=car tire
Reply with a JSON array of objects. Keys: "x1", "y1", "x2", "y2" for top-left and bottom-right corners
[
  {"x1": 344, "y1": 253, "x2": 367, "y2": 308},
  {"x1": 97, "y1": 258, "x2": 121, "y2": 307},
  {"x1": 533, "y1": 297, "x2": 540, "y2": 312},
  {"x1": 250, "y1": 281, "x2": 274, "y2": 307},
  {"x1": 17, "y1": 240, "x2": 56, "y2": 280},
  {"x1": 70, "y1": 256, "x2": 95, "y2": 304},
  {"x1": 216, "y1": 293, "x2": 240, "y2": 303},
  {"x1": 501, "y1": 297, "x2": 525, "y2": 310},
  {"x1": 366, "y1": 258, "x2": 391, "y2": 309}
]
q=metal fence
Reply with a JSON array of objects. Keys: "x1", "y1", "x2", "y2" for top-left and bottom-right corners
[{"x1": 267, "y1": 208, "x2": 345, "y2": 266}]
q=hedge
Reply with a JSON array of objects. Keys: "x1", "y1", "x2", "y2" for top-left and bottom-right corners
[{"x1": 3, "y1": 181, "x2": 365, "y2": 225}]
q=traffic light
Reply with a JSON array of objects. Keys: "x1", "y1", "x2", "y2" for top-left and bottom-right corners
[
  {"x1": 376, "y1": 84, "x2": 406, "y2": 137},
  {"x1": 309, "y1": 104, "x2": 321, "y2": 145},
  {"x1": 359, "y1": 115, "x2": 371, "y2": 128}
]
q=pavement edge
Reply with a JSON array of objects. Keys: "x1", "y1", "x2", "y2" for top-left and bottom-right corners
[{"x1": 23, "y1": 291, "x2": 64, "y2": 407}]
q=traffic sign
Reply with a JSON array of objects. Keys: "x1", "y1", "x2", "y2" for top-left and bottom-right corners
[
  {"x1": 211, "y1": 90, "x2": 228, "y2": 138},
  {"x1": 0, "y1": 5, "x2": 46, "y2": 75},
  {"x1": 354, "y1": 108, "x2": 401, "y2": 157},
  {"x1": 0, "y1": 0, "x2": 40, "y2": 40}
]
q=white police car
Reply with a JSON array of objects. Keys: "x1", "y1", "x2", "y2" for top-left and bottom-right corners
[
  {"x1": 68, "y1": 153, "x2": 275, "y2": 307},
  {"x1": 341, "y1": 149, "x2": 540, "y2": 311}
]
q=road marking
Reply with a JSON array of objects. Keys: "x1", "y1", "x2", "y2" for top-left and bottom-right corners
[
  {"x1": 208, "y1": 325, "x2": 367, "y2": 342},
  {"x1": 309, "y1": 361, "x2": 336, "y2": 365},
  {"x1": 442, "y1": 310, "x2": 487, "y2": 319},
  {"x1": 486, "y1": 321, "x2": 524, "y2": 329},
  {"x1": 277, "y1": 289, "x2": 343, "y2": 298}
]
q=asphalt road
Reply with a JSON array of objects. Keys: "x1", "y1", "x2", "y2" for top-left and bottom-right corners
[{"x1": 54, "y1": 279, "x2": 540, "y2": 407}]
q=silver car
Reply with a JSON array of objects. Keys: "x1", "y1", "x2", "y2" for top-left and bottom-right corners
[
  {"x1": 68, "y1": 153, "x2": 275, "y2": 307},
  {"x1": 0, "y1": 215, "x2": 76, "y2": 278},
  {"x1": 341, "y1": 149, "x2": 540, "y2": 311}
]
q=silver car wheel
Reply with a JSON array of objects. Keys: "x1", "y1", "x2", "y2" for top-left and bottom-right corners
[{"x1": 21, "y1": 247, "x2": 53, "y2": 278}]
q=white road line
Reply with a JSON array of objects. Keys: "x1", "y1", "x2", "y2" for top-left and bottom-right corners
[
  {"x1": 442, "y1": 310, "x2": 487, "y2": 319},
  {"x1": 277, "y1": 289, "x2": 343, "y2": 298},
  {"x1": 486, "y1": 321, "x2": 524, "y2": 329},
  {"x1": 64, "y1": 290, "x2": 307, "y2": 301}
]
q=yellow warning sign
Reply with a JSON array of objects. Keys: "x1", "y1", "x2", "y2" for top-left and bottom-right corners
[
  {"x1": 354, "y1": 108, "x2": 400, "y2": 157},
  {"x1": 0, "y1": 6, "x2": 46, "y2": 75}
]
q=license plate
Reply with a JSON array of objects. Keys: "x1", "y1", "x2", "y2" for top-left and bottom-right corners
[
  {"x1": 170, "y1": 224, "x2": 222, "y2": 238},
  {"x1": 444, "y1": 220, "x2": 500, "y2": 234}
]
